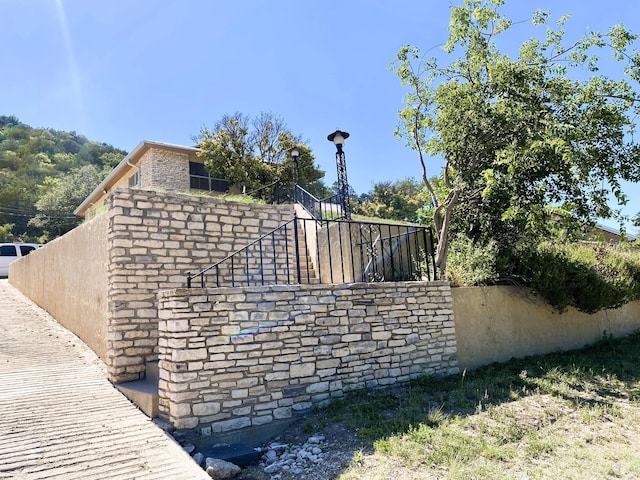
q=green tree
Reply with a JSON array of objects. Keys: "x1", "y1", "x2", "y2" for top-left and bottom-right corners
[
  {"x1": 392, "y1": 0, "x2": 640, "y2": 273},
  {"x1": 356, "y1": 178, "x2": 430, "y2": 223},
  {"x1": 30, "y1": 165, "x2": 102, "y2": 239},
  {"x1": 0, "y1": 223, "x2": 14, "y2": 242},
  {"x1": 197, "y1": 112, "x2": 326, "y2": 195},
  {"x1": 277, "y1": 142, "x2": 329, "y2": 199},
  {"x1": 0, "y1": 116, "x2": 126, "y2": 240}
]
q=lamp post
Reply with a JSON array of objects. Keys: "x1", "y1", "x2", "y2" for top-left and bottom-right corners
[
  {"x1": 289, "y1": 146, "x2": 300, "y2": 202},
  {"x1": 327, "y1": 129, "x2": 351, "y2": 220}
]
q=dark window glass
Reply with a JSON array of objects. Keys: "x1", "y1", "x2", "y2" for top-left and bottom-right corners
[
  {"x1": 189, "y1": 162, "x2": 228, "y2": 192},
  {"x1": 0, "y1": 245, "x2": 17, "y2": 257},
  {"x1": 128, "y1": 171, "x2": 140, "y2": 187},
  {"x1": 189, "y1": 162, "x2": 208, "y2": 177},
  {"x1": 19, "y1": 246, "x2": 36, "y2": 255}
]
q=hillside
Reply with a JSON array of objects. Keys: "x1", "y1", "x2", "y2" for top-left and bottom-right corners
[{"x1": 0, "y1": 116, "x2": 126, "y2": 241}]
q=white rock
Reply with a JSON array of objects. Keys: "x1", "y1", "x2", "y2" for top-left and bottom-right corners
[
  {"x1": 183, "y1": 443, "x2": 196, "y2": 454},
  {"x1": 205, "y1": 458, "x2": 241, "y2": 479},
  {"x1": 264, "y1": 463, "x2": 279, "y2": 474},
  {"x1": 265, "y1": 450, "x2": 278, "y2": 464},
  {"x1": 311, "y1": 447, "x2": 322, "y2": 455},
  {"x1": 307, "y1": 436, "x2": 324, "y2": 444},
  {"x1": 192, "y1": 452, "x2": 205, "y2": 466}
]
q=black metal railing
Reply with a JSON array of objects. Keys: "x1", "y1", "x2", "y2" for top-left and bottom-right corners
[
  {"x1": 186, "y1": 215, "x2": 437, "y2": 288},
  {"x1": 295, "y1": 185, "x2": 345, "y2": 221}
]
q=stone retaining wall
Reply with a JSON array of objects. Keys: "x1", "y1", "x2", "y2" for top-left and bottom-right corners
[
  {"x1": 157, "y1": 281, "x2": 458, "y2": 432},
  {"x1": 453, "y1": 286, "x2": 640, "y2": 369},
  {"x1": 106, "y1": 189, "x2": 295, "y2": 382}
]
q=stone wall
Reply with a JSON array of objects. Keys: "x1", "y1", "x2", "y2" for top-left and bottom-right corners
[
  {"x1": 9, "y1": 213, "x2": 110, "y2": 360},
  {"x1": 139, "y1": 147, "x2": 192, "y2": 193},
  {"x1": 106, "y1": 189, "x2": 295, "y2": 382},
  {"x1": 156, "y1": 281, "x2": 458, "y2": 432}
]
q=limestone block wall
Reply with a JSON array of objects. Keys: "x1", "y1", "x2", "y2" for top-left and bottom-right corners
[
  {"x1": 138, "y1": 147, "x2": 192, "y2": 192},
  {"x1": 157, "y1": 281, "x2": 458, "y2": 432},
  {"x1": 106, "y1": 189, "x2": 294, "y2": 382}
]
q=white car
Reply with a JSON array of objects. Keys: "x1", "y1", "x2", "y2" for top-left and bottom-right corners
[{"x1": 0, "y1": 243, "x2": 42, "y2": 277}]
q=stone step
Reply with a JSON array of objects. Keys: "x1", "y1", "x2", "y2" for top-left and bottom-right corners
[{"x1": 115, "y1": 361, "x2": 159, "y2": 417}]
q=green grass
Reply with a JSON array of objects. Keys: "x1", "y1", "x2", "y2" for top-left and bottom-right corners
[
  {"x1": 308, "y1": 331, "x2": 640, "y2": 479},
  {"x1": 351, "y1": 214, "x2": 418, "y2": 226}
]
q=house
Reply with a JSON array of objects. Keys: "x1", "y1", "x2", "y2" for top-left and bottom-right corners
[
  {"x1": 590, "y1": 223, "x2": 634, "y2": 244},
  {"x1": 74, "y1": 140, "x2": 229, "y2": 219}
]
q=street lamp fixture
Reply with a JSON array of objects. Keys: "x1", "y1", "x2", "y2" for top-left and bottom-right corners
[
  {"x1": 289, "y1": 146, "x2": 301, "y2": 201},
  {"x1": 327, "y1": 129, "x2": 351, "y2": 220}
]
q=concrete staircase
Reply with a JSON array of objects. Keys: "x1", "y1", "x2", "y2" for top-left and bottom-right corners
[
  {"x1": 295, "y1": 224, "x2": 319, "y2": 284},
  {"x1": 115, "y1": 360, "x2": 159, "y2": 417}
]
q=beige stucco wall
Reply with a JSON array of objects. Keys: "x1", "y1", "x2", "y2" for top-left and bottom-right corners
[
  {"x1": 9, "y1": 214, "x2": 109, "y2": 360},
  {"x1": 452, "y1": 286, "x2": 640, "y2": 370}
]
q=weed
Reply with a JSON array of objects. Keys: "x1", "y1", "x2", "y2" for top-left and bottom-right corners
[{"x1": 327, "y1": 330, "x2": 640, "y2": 479}]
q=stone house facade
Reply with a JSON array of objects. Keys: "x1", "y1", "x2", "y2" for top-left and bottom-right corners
[{"x1": 74, "y1": 140, "x2": 226, "y2": 220}]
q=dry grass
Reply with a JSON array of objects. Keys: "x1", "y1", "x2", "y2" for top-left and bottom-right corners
[{"x1": 314, "y1": 332, "x2": 640, "y2": 480}]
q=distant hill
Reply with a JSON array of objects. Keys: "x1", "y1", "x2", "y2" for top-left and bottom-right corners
[{"x1": 0, "y1": 115, "x2": 127, "y2": 241}]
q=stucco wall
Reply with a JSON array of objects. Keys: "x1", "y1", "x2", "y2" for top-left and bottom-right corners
[
  {"x1": 9, "y1": 214, "x2": 110, "y2": 360},
  {"x1": 157, "y1": 281, "x2": 458, "y2": 432},
  {"x1": 106, "y1": 189, "x2": 295, "y2": 382},
  {"x1": 452, "y1": 286, "x2": 640, "y2": 370}
]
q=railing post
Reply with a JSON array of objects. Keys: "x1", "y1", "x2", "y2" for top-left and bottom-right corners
[
  {"x1": 293, "y1": 213, "x2": 302, "y2": 283},
  {"x1": 429, "y1": 227, "x2": 437, "y2": 280},
  {"x1": 186, "y1": 272, "x2": 192, "y2": 288}
]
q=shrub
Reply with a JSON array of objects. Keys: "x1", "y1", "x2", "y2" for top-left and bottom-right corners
[
  {"x1": 445, "y1": 235, "x2": 500, "y2": 286},
  {"x1": 513, "y1": 242, "x2": 640, "y2": 313},
  {"x1": 444, "y1": 235, "x2": 640, "y2": 313}
]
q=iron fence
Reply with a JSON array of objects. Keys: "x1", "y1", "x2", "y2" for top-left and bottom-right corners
[
  {"x1": 186, "y1": 215, "x2": 437, "y2": 288},
  {"x1": 295, "y1": 185, "x2": 345, "y2": 221}
]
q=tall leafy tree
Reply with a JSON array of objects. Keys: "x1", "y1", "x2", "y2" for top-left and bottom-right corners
[
  {"x1": 197, "y1": 112, "x2": 326, "y2": 194},
  {"x1": 356, "y1": 178, "x2": 429, "y2": 223},
  {"x1": 30, "y1": 165, "x2": 102, "y2": 239},
  {"x1": 0, "y1": 116, "x2": 126, "y2": 240},
  {"x1": 392, "y1": 0, "x2": 640, "y2": 273}
]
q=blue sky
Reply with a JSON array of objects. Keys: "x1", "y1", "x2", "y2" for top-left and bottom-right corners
[{"x1": 2, "y1": 0, "x2": 640, "y2": 233}]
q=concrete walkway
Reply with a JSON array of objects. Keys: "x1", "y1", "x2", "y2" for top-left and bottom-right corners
[{"x1": 0, "y1": 280, "x2": 209, "y2": 480}]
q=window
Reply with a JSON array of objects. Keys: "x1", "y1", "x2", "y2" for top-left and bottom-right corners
[
  {"x1": 128, "y1": 170, "x2": 140, "y2": 187},
  {"x1": 189, "y1": 162, "x2": 228, "y2": 193},
  {"x1": 19, "y1": 245, "x2": 36, "y2": 256},
  {"x1": 0, "y1": 245, "x2": 17, "y2": 257}
]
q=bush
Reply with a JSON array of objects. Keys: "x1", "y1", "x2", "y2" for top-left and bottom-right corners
[
  {"x1": 445, "y1": 236, "x2": 640, "y2": 313},
  {"x1": 513, "y1": 242, "x2": 640, "y2": 313},
  {"x1": 445, "y1": 235, "x2": 500, "y2": 286}
]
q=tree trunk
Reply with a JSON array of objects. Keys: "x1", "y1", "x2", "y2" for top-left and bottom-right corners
[{"x1": 433, "y1": 190, "x2": 459, "y2": 276}]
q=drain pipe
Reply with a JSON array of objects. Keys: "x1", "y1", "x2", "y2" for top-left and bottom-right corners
[{"x1": 126, "y1": 157, "x2": 140, "y2": 186}]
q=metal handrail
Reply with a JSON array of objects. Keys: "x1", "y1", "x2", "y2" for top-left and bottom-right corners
[
  {"x1": 186, "y1": 217, "x2": 298, "y2": 288},
  {"x1": 186, "y1": 215, "x2": 437, "y2": 288},
  {"x1": 242, "y1": 178, "x2": 281, "y2": 198},
  {"x1": 295, "y1": 185, "x2": 345, "y2": 221}
]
